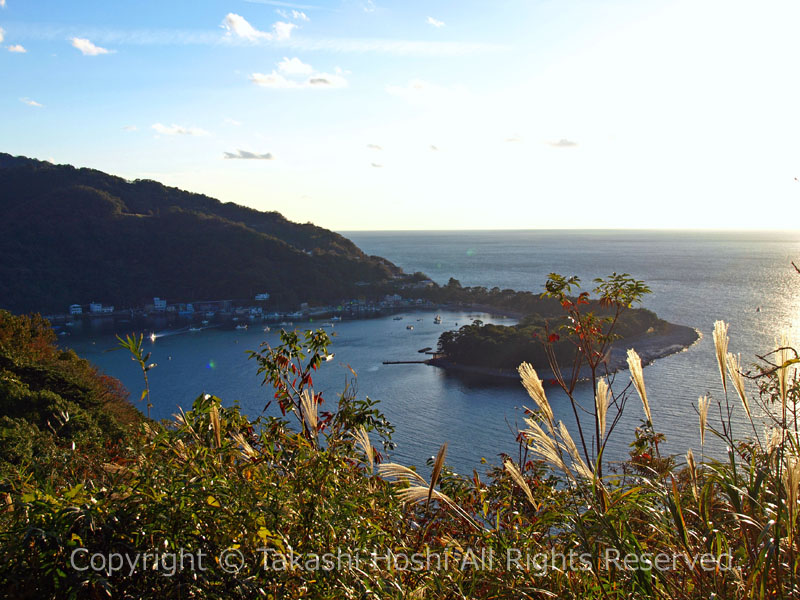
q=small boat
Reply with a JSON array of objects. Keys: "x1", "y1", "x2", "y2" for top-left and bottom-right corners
[
  {"x1": 189, "y1": 326, "x2": 201, "y2": 332},
  {"x1": 330, "y1": 316, "x2": 342, "y2": 322},
  {"x1": 406, "y1": 325, "x2": 414, "y2": 330},
  {"x1": 434, "y1": 315, "x2": 442, "y2": 324},
  {"x1": 393, "y1": 316, "x2": 403, "y2": 320},
  {"x1": 235, "y1": 324, "x2": 248, "y2": 330},
  {"x1": 322, "y1": 322, "x2": 334, "y2": 327},
  {"x1": 149, "y1": 332, "x2": 157, "y2": 342},
  {"x1": 263, "y1": 326, "x2": 271, "y2": 332},
  {"x1": 201, "y1": 319, "x2": 209, "y2": 325},
  {"x1": 232, "y1": 317, "x2": 239, "y2": 322}
]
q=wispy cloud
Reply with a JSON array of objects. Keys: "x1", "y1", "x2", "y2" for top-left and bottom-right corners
[
  {"x1": 426, "y1": 16, "x2": 445, "y2": 28},
  {"x1": 12, "y1": 23, "x2": 506, "y2": 56},
  {"x1": 223, "y1": 150, "x2": 275, "y2": 160},
  {"x1": 429, "y1": 144, "x2": 439, "y2": 151},
  {"x1": 0, "y1": 1, "x2": 5, "y2": 9},
  {"x1": 0, "y1": 27, "x2": 4, "y2": 43},
  {"x1": 548, "y1": 138, "x2": 578, "y2": 148},
  {"x1": 221, "y1": 13, "x2": 296, "y2": 42},
  {"x1": 277, "y1": 8, "x2": 310, "y2": 21},
  {"x1": 370, "y1": 162, "x2": 382, "y2": 168},
  {"x1": 122, "y1": 125, "x2": 137, "y2": 131},
  {"x1": 366, "y1": 143, "x2": 382, "y2": 150},
  {"x1": 251, "y1": 59, "x2": 346, "y2": 89},
  {"x1": 20, "y1": 97, "x2": 42, "y2": 107},
  {"x1": 71, "y1": 37, "x2": 113, "y2": 55},
  {"x1": 223, "y1": 117, "x2": 242, "y2": 126},
  {"x1": 385, "y1": 79, "x2": 465, "y2": 105},
  {"x1": 244, "y1": 0, "x2": 321, "y2": 9},
  {"x1": 7, "y1": 44, "x2": 25, "y2": 53},
  {"x1": 505, "y1": 135, "x2": 523, "y2": 143},
  {"x1": 152, "y1": 123, "x2": 209, "y2": 136}
]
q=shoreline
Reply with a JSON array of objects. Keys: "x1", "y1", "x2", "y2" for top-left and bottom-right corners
[{"x1": 425, "y1": 323, "x2": 702, "y2": 383}]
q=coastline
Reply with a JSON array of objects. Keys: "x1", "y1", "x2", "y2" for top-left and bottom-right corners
[{"x1": 426, "y1": 322, "x2": 702, "y2": 383}]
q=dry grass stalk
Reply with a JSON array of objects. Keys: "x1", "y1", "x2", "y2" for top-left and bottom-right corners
[
  {"x1": 784, "y1": 457, "x2": 800, "y2": 523},
  {"x1": 726, "y1": 352, "x2": 751, "y2": 420},
  {"x1": 209, "y1": 404, "x2": 222, "y2": 448},
  {"x1": 713, "y1": 320, "x2": 730, "y2": 394},
  {"x1": 504, "y1": 459, "x2": 537, "y2": 509},
  {"x1": 686, "y1": 448, "x2": 698, "y2": 499},
  {"x1": 626, "y1": 349, "x2": 652, "y2": 424},
  {"x1": 231, "y1": 432, "x2": 258, "y2": 459},
  {"x1": 518, "y1": 362, "x2": 555, "y2": 429},
  {"x1": 776, "y1": 331, "x2": 792, "y2": 412}
]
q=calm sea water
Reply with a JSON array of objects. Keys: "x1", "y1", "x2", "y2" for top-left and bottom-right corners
[{"x1": 68, "y1": 230, "x2": 800, "y2": 474}]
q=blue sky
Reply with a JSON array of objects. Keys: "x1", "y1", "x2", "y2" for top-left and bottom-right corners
[{"x1": 2, "y1": 0, "x2": 799, "y2": 230}]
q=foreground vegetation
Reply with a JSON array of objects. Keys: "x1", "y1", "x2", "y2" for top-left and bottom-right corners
[{"x1": 0, "y1": 270, "x2": 798, "y2": 598}]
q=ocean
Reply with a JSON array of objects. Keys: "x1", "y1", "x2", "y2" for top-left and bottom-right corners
[{"x1": 68, "y1": 230, "x2": 800, "y2": 474}]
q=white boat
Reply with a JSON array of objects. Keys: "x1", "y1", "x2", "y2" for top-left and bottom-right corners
[
  {"x1": 201, "y1": 320, "x2": 209, "y2": 325},
  {"x1": 393, "y1": 316, "x2": 403, "y2": 320},
  {"x1": 406, "y1": 325, "x2": 414, "y2": 330},
  {"x1": 235, "y1": 324, "x2": 248, "y2": 330},
  {"x1": 263, "y1": 326, "x2": 271, "y2": 332},
  {"x1": 189, "y1": 326, "x2": 201, "y2": 332},
  {"x1": 434, "y1": 315, "x2": 442, "y2": 324},
  {"x1": 149, "y1": 332, "x2": 157, "y2": 342},
  {"x1": 330, "y1": 316, "x2": 342, "y2": 321}
]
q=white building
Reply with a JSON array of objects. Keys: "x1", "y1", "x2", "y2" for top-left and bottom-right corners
[
  {"x1": 69, "y1": 304, "x2": 82, "y2": 315},
  {"x1": 102, "y1": 305, "x2": 114, "y2": 314},
  {"x1": 89, "y1": 302, "x2": 103, "y2": 313},
  {"x1": 255, "y1": 292, "x2": 270, "y2": 301},
  {"x1": 153, "y1": 297, "x2": 167, "y2": 312}
]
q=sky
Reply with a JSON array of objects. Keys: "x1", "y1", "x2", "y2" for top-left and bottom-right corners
[{"x1": 1, "y1": 0, "x2": 799, "y2": 231}]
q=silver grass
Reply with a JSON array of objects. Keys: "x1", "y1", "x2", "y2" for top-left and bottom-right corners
[
  {"x1": 518, "y1": 362, "x2": 554, "y2": 428},
  {"x1": 524, "y1": 418, "x2": 572, "y2": 478},
  {"x1": 504, "y1": 459, "x2": 537, "y2": 508},
  {"x1": 698, "y1": 395, "x2": 710, "y2": 446},
  {"x1": 776, "y1": 331, "x2": 791, "y2": 412},
  {"x1": 558, "y1": 421, "x2": 594, "y2": 480},
  {"x1": 398, "y1": 485, "x2": 453, "y2": 506},
  {"x1": 713, "y1": 320, "x2": 729, "y2": 395},
  {"x1": 428, "y1": 443, "x2": 448, "y2": 507},
  {"x1": 299, "y1": 389, "x2": 318, "y2": 435},
  {"x1": 765, "y1": 426, "x2": 783, "y2": 455},
  {"x1": 627, "y1": 349, "x2": 652, "y2": 424},
  {"x1": 595, "y1": 378, "x2": 611, "y2": 439},
  {"x1": 687, "y1": 448, "x2": 698, "y2": 498},
  {"x1": 726, "y1": 352, "x2": 751, "y2": 420},
  {"x1": 784, "y1": 457, "x2": 800, "y2": 522},
  {"x1": 231, "y1": 432, "x2": 258, "y2": 459},
  {"x1": 353, "y1": 426, "x2": 374, "y2": 472},
  {"x1": 378, "y1": 462, "x2": 428, "y2": 486}
]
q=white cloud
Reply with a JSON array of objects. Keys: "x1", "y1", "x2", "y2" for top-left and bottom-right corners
[
  {"x1": 221, "y1": 13, "x2": 296, "y2": 42},
  {"x1": 7, "y1": 44, "x2": 25, "y2": 53},
  {"x1": 223, "y1": 150, "x2": 275, "y2": 160},
  {"x1": 426, "y1": 16, "x2": 445, "y2": 28},
  {"x1": 223, "y1": 117, "x2": 242, "y2": 126},
  {"x1": 20, "y1": 97, "x2": 42, "y2": 107},
  {"x1": 251, "y1": 58, "x2": 347, "y2": 89},
  {"x1": 429, "y1": 144, "x2": 439, "y2": 151},
  {"x1": 292, "y1": 10, "x2": 309, "y2": 21},
  {"x1": 151, "y1": 123, "x2": 209, "y2": 136},
  {"x1": 370, "y1": 162, "x2": 383, "y2": 168},
  {"x1": 272, "y1": 21, "x2": 296, "y2": 40},
  {"x1": 123, "y1": 125, "x2": 137, "y2": 131},
  {"x1": 278, "y1": 56, "x2": 312, "y2": 74},
  {"x1": 221, "y1": 13, "x2": 268, "y2": 41},
  {"x1": 71, "y1": 37, "x2": 112, "y2": 55},
  {"x1": 0, "y1": 27, "x2": 4, "y2": 43},
  {"x1": 366, "y1": 143, "x2": 382, "y2": 150},
  {"x1": 0, "y1": 1, "x2": 5, "y2": 9},
  {"x1": 548, "y1": 138, "x2": 578, "y2": 148}
]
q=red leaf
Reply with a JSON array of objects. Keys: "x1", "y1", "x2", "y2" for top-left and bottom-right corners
[{"x1": 548, "y1": 333, "x2": 560, "y2": 343}]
